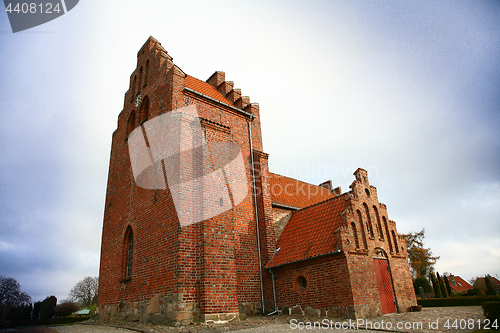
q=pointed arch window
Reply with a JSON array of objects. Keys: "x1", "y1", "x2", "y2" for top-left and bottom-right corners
[
  {"x1": 127, "y1": 111, "x2": 136, "y2": 136},
  {"x1": 356, "y1": 210, "x2": 368, "y2": 249},
  {"x1": 144, "y1": 60, "x2": 149, "y2": 86},
  {"x1": 124, "y1": 227, "x2": 133, "y2": 278},
  {"x1": 132, "y1": 76, "x2": 137, "y2": 99},
  {"x1": 139, "y1": 96, "x2": 149, "y2": 124},
  {"x1": 363, "y1": 203, "x2": 374, "y2": 238},
  {"x1": 138, "y1": 66, "x2": 143, "y2": 92},
  {"x1": 383, "y1": 216, "x2": 393, "y2": 253},
  {"x1": 373, "y1": 206, "x2": 383, "y2": 240},
  {"x1": 391, "y1": 230, "x2": 399, "y2": 254},
  {"x1": 351, "y1": 222, "x2": 360, "y2": 249}
]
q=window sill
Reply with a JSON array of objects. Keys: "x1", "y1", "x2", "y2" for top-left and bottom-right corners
[{"x1": 119, "y1": 276, "x2": 131, "y2": 283}]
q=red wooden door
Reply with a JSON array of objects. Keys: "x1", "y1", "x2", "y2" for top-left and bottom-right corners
[{"x1": 373, "y1": 258, "x2": 396, "y2": 314}]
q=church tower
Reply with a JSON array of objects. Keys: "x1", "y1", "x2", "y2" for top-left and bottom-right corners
[{"x1": 97, "y1": 37, "x2": 276, "y2": 324}]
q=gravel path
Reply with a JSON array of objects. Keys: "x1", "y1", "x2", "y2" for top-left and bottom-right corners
[
  {"x1": 46, "y1": 306, "x2": 485, "y2": 333},
  {"x1": 51, "y1": 326, "x2": 137, "y2": 333}
]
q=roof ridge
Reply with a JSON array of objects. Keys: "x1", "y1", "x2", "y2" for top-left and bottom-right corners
[
  {"x1": 269, "y1": 172, "x2": 323, "y2": 187},
  {"x1": 294, "y1": 191, "x2": 348, "y2": 213}
]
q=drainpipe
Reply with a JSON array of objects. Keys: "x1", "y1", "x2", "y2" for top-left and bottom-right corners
[
  {"x1": 267, "y1": 268, "x2": 278, "y2": 316},
  {"x1": 248, "y1": 118, "x2": 265, "y2": 315}
]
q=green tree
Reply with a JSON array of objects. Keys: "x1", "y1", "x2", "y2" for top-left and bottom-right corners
[
  {"x1": 465, "y1": 288, "x2": 483, "y2": 296},
  {"x1": 485, "y1": 275, "x2": 497, "y2": 295},
  {"x1": 401, "y1": 229, "x2": 439, "y2": 278},
  {"x1": 437, "y1": 272, "x2": 448, "y2": 298},
  {"x1": 444, "y1": 275, "x2": 454, "y2": 296},
  {"x1": 430, "y1": 273, "x2": 442, "y2": 298},
  {"x1": 414, "y1": 276, "x2": 433, "y2": 294},
  {"x1": 40, "y1": 296, "x2": 57, "y2": 319},
  {"x1": 33, "y1": 301, "x2": 41, "y2": 319}
]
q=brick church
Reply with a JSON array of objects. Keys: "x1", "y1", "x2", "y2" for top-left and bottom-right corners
[{"x1": 97, "y1": 37, "x2": 416, "y2": 324}]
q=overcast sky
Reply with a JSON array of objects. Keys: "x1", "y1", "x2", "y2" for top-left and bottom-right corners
[{"x1": 1, "y1": 0, "x2": 499, "y2": 303}]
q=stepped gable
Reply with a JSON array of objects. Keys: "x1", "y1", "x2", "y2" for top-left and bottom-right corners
[
  {"x1": 267, "y1": 195, "x2": 346, "y2": 268},
  {"x1": 206, "y1": 71, "x2": 251, "y2": 110},
  {"x1": 138, "y1": 36, "x2": 171, "y2": 60},
  {"x1": 268, "y1": 172, "x2": 335, "y2": 209}
]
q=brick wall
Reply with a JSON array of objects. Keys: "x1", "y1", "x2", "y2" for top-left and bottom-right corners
[
  {"x1": 270, "y1": 254, "x2": 356, "y2": 318},
  {"x1": 267, "y1": 168, "x2": 416, "y2": 319}
]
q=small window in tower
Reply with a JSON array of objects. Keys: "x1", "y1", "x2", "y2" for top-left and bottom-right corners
[{"x1": 365, "y1": 188, "x2": 370, "y2": 197}]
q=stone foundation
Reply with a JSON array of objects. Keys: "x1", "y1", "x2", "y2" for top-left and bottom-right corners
[
  {"x1": 96, "y1": 293, "x2": 199, "y2": 326},
  {"x1": 278, "y1": 302, "x2": 408, "y2": 320},
  {"x1": 238, "y1": 302, "x2": 262, "y2": 316},
  {"x1": 97, "y1": 295, "x2": 410, "y2": 326},
  {"x1": 202, "y1": 312, "x2": 239, "y2": 323}
]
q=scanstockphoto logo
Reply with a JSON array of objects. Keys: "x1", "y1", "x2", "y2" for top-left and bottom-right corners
[
  {"x1": 3, "y1": 0, "x2": 79, "y2": 33},
  {"x1": 128, "y1": 105, "x2": 248, "y2": 227}
]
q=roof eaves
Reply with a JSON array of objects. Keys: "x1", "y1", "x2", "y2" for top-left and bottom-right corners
[
  {"x1": 184, "y1": 87, "x2": 254, "y2": 119},
  {"x1": 267, "y1": 249, "x2": 341, "y2": 270},
  {"x1": 272, "y1": 202, "x2": 300, "y2": 211}
]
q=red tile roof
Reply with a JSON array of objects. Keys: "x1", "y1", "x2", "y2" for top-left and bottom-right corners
[
  {"x1": 268, "y1": 173, "x2": 335, "y2": 209},
  {"x1": 184, "y1": 75, "x2": 234, "y2": 106},
  {"x1": 473, "y1": 276, "x2": 500, "y2": 291},
  {"x1": 447, "y1": 276, "x2": 473, "y2": 292},
  {"x1": 266, "y1": 196, "x2": 346, "y2": 268}
]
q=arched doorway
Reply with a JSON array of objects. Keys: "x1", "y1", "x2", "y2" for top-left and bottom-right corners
[{"x1": 373, "y1": 248, "x2": 396, "y2": 314}]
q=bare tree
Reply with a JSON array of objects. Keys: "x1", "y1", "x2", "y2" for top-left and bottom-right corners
[
  {"x1": 68, "y1": 276, "x2": 98, "y2": 307},
  {"x1": 55, "y1": 299, "x2": 79, "y2": 317},
  {"x1": 0, "y1": 276, "x2": 32, "y2": 323},
  {"x1": 468, "y1": 276, "x2": 480, "y2": 286},
  {"x1": 0, "y1": 275, "x2": 32, "y2": 307}
]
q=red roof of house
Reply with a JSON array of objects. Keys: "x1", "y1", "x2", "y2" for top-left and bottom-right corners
[
  {"x1": 184, "y1": 75, "x2": 234, "y2": 106},
  {"x1": 474, "y1": 276, "x2": 500, "y2": 291},
  {"x1": 447, "y1": 276, "x2": 473, "y2": 292},
  {"x1": 266, "y1": 196, "x2": 346, "y2": 268},
  {"x1": 268, "y1": 173, "x2": 335, "y2": 209}
]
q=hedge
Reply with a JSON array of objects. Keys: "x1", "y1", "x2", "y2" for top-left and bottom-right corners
[
  {"x1": 482, "y1": 302, "x2": 500, "y2": 323},
  {"x1": 0, "y1": 316, "x2": 89, "y2": 329},
  {"x1": 418, "y1": 296, "x2": 500, "y2": 307}
]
